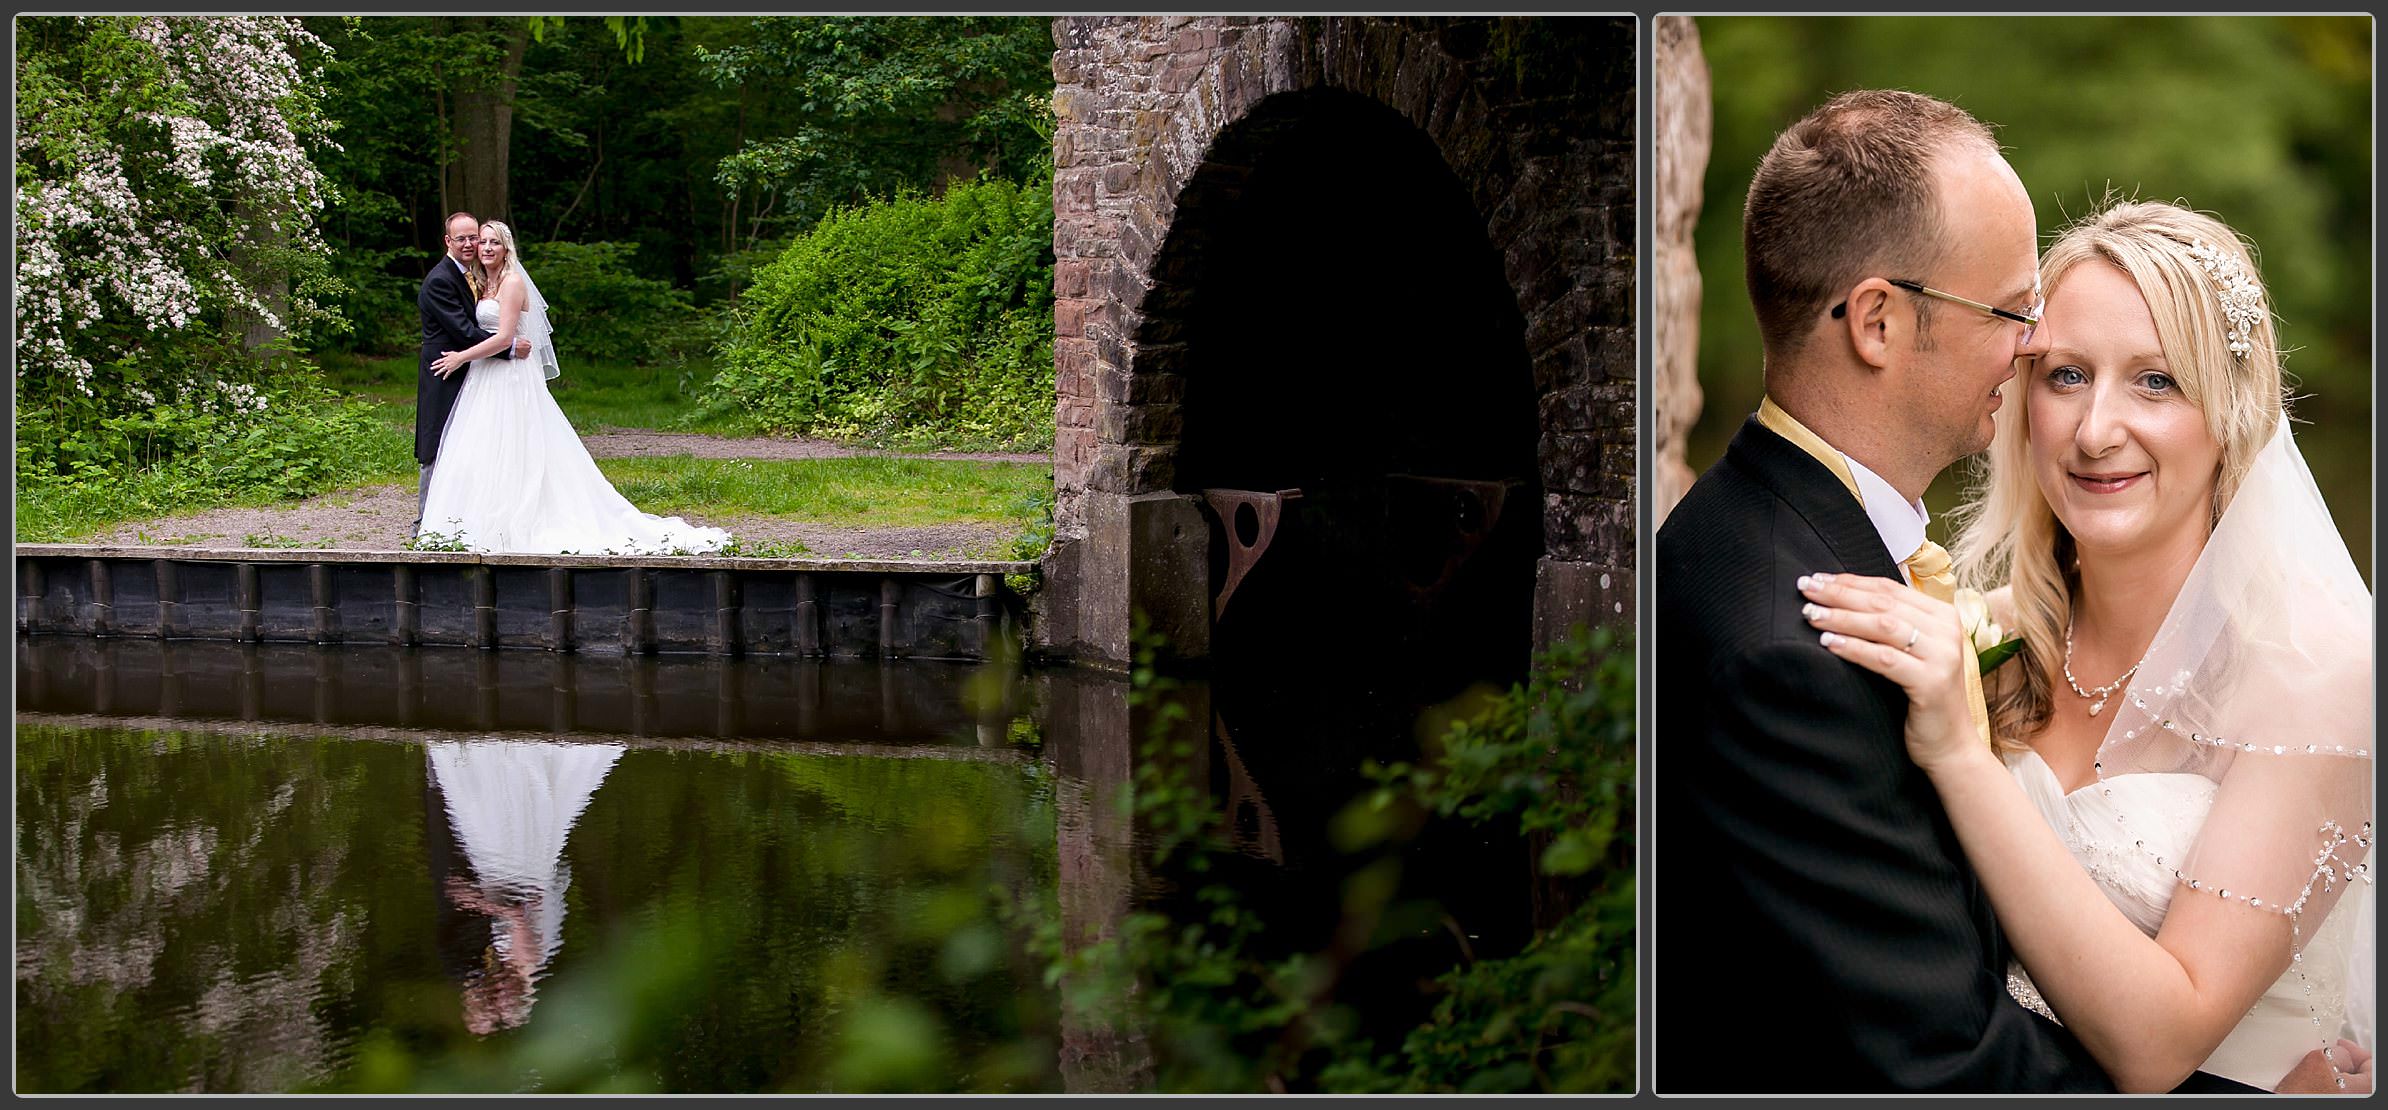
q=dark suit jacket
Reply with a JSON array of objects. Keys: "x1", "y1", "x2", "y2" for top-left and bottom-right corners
[
  {"x1": 416, "y1": 257, "x2": 509, "y2": 465},
  {"x1": 1653, "y1": 416, "x2": 2113, "y2": 1093}
]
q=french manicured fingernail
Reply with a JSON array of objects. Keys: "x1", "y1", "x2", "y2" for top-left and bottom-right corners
[
  {"x1": 1819, "y1": 631, "x2": 1840, "y2": 648},
  {"x1": 1796, "y1": 575, "x2": 1813, "y2": 591},
  {"x1": 1801, "y1": 603, "x2": 1823, "y2": 621}
]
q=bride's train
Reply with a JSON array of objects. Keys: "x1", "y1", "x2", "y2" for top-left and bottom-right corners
[{"x1": 419, "y1": 300, "x2": 729, "y2": 556}]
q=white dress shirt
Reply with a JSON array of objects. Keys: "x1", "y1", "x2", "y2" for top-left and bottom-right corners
[{"x1": 1840, "y1": 451, "x2": 1930, "y2": 587}]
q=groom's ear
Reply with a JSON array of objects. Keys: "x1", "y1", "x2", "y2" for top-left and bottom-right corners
[{"x1": 1842, "y1": 277, "x2": 1900, "y2": 370}]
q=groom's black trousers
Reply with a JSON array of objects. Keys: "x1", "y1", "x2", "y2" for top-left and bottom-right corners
[{"x1": 1653, "y1": 418, "x2": 2115, "y2": 1093}]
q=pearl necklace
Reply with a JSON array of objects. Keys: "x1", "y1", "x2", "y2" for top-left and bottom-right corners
[{"x1": 2061, "y1": 622, "x2": 2142, "y2": 717}]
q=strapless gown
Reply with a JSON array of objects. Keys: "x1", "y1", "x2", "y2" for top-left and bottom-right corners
[
  {"x1": 2002, "y1": 749, "x2": 2365, "y2": 1091},
  {"x1": 418, "y1": 299, "x2": 729, "y2": 554}
]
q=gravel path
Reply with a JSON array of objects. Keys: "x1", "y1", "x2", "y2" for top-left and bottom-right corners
[
  {"x1": 80, "y1": 434, "x2": 1043, "y2": 559},
  {"x1": 584, "y1": 431, "x2": 1048, "y2": 465}
]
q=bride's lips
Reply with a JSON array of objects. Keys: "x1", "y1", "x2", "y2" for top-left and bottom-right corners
[{"x1": 2069, "y1": 470, "x2": 2146, "y2": 494}]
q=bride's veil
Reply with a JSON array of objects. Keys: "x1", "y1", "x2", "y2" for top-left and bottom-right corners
[
  {"x1": 508, "y1": 257, "x2": 561, "y2": 382},
  {"x1": 2092, "y1": 415, "x2": 2374, "y2": 1064}
]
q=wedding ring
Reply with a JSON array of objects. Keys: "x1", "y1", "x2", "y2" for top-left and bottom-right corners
[{"x1": 1901, "y1": 624, "x2": 1920, "y2": 653}]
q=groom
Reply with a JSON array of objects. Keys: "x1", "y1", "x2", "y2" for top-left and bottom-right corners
[
  {"x1": 1653, "y1": 91, "x2": 2118, "y2": 1092},
  {"x1": 414, "y1": 211, "x2": 529, "y2": 535}
]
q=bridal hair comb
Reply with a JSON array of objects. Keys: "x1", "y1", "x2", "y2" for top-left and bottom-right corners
[{"x1": 2183, "y1": 240, "x2": 2265, "y2": 360}]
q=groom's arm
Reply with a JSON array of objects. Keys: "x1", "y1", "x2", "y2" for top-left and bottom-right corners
[
  {"x1": 421, "y1": 271, "x2": 514, "y2": 360},
  {"x1": 1700, "y1": 640, "x2": 2114, "y2": 1092}
]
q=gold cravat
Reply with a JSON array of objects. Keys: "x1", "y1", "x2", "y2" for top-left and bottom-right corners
[
  {"x1": 1906, "y1": 539, "x2": 1990, "y2": 747},
  {"x1": 1756, "y1": 397, "x2": 1861, "y2": 505},
  {"x1": 1757, "y1": 397, "x2": 1992, "y2": 747}
]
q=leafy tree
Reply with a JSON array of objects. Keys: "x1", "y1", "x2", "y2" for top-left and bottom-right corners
[
  {"x1": 15, "y1": 16, "x2": 342, "y2": 395},
  {"x1": 698, "y1": 17, "x2": 1056, "y2": 247}
]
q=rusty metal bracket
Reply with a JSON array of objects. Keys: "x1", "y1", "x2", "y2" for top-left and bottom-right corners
[
  {"x1": 1387, "y1": 474, "x2": 1522, "y2": 604},
  {"x1": 1200, "y1": 487, "x2": 1302, "y2": 621},
  {"x1": 1214, "y1": 710, "x2": 1283, "y2": 864}
]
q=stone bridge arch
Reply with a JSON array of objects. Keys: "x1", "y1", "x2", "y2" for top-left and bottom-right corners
[{"x1": 1037, "y1": 16, "x2": 1634, "y2": 670}]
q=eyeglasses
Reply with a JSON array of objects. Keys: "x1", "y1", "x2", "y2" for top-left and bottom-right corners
[{"x1": 1833, "y1": 278, "x2": 2043, "y2": 346}]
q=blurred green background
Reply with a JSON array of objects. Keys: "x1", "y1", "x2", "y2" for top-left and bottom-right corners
[{"x1": 1685, "y1": 16, "x2": 2372, "y2": 576}]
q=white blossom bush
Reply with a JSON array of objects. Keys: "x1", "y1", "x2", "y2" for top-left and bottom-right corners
[
  {"x1": 15, "y1": 16, "x2": 343, "y2": 404},
  {"x1": 12, "y1": 18, "x2": 407, "y2": 544}
]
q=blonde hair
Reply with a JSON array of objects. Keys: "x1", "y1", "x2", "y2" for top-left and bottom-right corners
[
  {"x1": 475, "y1": 220, "x2": 518, "y2": 298},
  {"x1": 1948, "y1": 200, "x2": 2286, "y2": 753}
]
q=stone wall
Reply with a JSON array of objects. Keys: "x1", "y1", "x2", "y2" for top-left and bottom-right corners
[{"x1": 1040, "y1": 16, "x2": 1636, "y2": 665}]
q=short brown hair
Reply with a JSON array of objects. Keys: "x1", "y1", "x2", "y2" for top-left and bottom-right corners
[
  {"x1": 1742, "y1": 90, "x2": 1998, "y2": 357},
  {"x1": 443, "y1": 211, "x2": 481, "y2": 237}
]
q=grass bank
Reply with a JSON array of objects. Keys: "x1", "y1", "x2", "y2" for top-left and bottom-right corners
[
  {"x1": 20, "y1": 354, "x2": 1056, "y2": 550},
  {"x1": 318, "y1": 352, "x2": 750, "y2": 437},
  {"x1": 597, "y1": 456, "x2": 1049, "y2": 530}
]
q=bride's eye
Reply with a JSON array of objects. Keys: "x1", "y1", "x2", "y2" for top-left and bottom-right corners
[
  {"x1": 2045, "y1": 364, "x2": 2087, "y2": 389},
  {"x1": 2139, "y1": 371, "x2": 2178, "y2": 394}
]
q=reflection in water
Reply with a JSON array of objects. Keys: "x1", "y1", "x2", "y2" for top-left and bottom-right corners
[
  {"x1": 424, "y1": 740, "x2": 624, "y2": 1035},
  {"x1": 1214, "y1": 716, "x2": 1283, "y2": 865},
  {"x1": 15, "y1": 636, "x2": 1534, "y2": 1093}
]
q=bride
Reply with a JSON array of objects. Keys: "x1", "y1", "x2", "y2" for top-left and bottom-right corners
[
  {"x1": 427, "y1": 737, "x2": 627, "y2": 1034},
  {"x1": 1798, "y1": 202, "x2": 2372, "y2": 1093},
  {"x1": 420, "y1": 221, "x2": 730, "y2": 555}
]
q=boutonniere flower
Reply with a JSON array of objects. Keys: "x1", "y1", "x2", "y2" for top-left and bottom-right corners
[{"x1": 1954, "y1": 587, "x2": 2022, "y2": 675}]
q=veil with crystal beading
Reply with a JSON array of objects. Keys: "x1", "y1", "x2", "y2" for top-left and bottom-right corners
[
  {"x1": 504, "y1": 257, "x2": 560, "y2": 381},
  {"x1": 2083, "y1": 415, "x2": 2373, "y2": 1071}
]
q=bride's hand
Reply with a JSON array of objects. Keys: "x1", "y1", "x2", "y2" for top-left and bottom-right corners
[
  {"x1": 432, "y1": 350, "x2": 466, "y2": 376},
  {"x1": 1797, "y1": 572, "x2": 1982, "y2": 774}
]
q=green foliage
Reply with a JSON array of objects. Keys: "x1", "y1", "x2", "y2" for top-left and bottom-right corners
[
  {"x1": 1037, "y1": 625, "x2": 1636, "y2": 1093},
  {"x1": 705, "y1": 177, "x2": 1056, "y2": 448},
  {"x1": 1348, "y1": 627, "x2": 1636, "y2": 1093},
  {"x1": 1003, "y1": 487, "x2": 1056, "y2": 564},
  {"x1": 15, "y1": 374, "x2": 416, "y2": 542},
  {"x1": 715, "y1": 536, "x2": 814, "y2": 559},
  {"x1": 1686, "y1": 16, "x2": 2372, "y2": 568},
  {"x1": 403, "y1": 527, "x2": 471, "y2": 553},
  {"x1": 15, "y1": 17, "x2": 345, "y2": 390},
  {"x1": 524, "y1": 241, "x2": 705, "y2": 366},
  {"x1": 699, "y1": 16, "x2": 1056, "y2": 242},
  {"x1": 304, "y1": 16, "x2": 1060, "y2": 350}
]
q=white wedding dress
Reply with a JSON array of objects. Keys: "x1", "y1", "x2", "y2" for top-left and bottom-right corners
[
  {"x1": 418, "y1": 298, "x2": 729, "y2": 555},
  {"x1": 2002, "y1": 750, "x2": 2367, "y2": 1090},
  {"x1": 1988, "y1": 419, "x2": 2373, "y2": 1094},
  {"x1": 428, "y1": 739, "x2": 626, "y2": 1019}
]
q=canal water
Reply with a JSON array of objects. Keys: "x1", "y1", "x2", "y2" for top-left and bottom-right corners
[{"x1": 15, "y1": 636, "x2": 1534, "y2": 1093}]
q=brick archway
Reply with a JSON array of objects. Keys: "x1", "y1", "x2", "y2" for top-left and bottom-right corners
[{"x1": 1039, "y1": 16, "x2": 1634, "y2": 667}]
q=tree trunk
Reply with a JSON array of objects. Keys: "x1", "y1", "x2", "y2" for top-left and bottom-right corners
[
  {"x1": 441, "y1": 16, "x2": 532, "y2": 223},
  {"x1": 1653, "y1": 15, "x2": 1712, "y2": 525},
  {"x1": 432, "y1": 59, "x2": 451, "y2": 222},
  {"x1": 550, "y1": 119, "x2": 603, "y2": 242},
  {"x1": 227, "y1": 196, "x2": 288, "y2": 351}
]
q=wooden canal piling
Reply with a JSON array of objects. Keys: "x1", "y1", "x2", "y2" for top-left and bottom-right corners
[{"x1": 16, "y1": 545, "x2": 1032, "y2": 662}]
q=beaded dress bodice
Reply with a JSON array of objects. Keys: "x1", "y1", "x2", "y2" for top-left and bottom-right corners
[{"x1": 2002, "y1": 750, "x2": 2357, "y2": 1091}]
